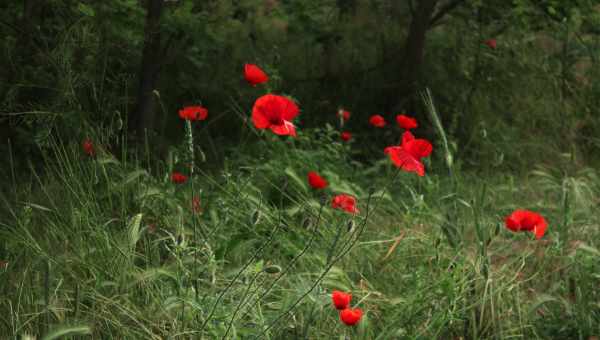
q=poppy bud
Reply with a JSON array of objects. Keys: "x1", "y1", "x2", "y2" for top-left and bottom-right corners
[
  {"x1": 302, "y1": 217, "x2": 313, "y2": 230},
  {"x1": 347, "y1": 220, "x2": 355, "y2": 232},
  {"x1": 251, "y1": 210, "x2": 261, "y2": 226},
  {"x1": 319, "y1": 194, "x2": 329, "y2": 206}
]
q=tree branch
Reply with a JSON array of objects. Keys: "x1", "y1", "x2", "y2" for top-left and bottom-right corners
[{"x1": 429, "y1": 0, "x2": 467, "y2": 27}]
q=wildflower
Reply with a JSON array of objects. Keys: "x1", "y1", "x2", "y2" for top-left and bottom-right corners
[
  {"x1": 484, "y1": 38, "x2": 497, "y2": 49},
  {"x1": 340, "y1": 308, "x2": 363, "y2": 326},
  {"x1": 396, "y1": 114, "x2": 418, "y2": 130},
  {"x1": 171, "y1": 172, "x2": 188, "y2": 184},
  {"x1": 338, "y1": 109, "x2": 350, "y2": 121},
  {"x1": 308, "y1": 171, "x2": 328, "y2": 190},
  {"x1": 331, "y1": 290, "x2": 351, "y2": 310},
  {"x1": 369, "y1": 114, "x2": 386, "y2": 128},
  {"x1": 251, "y1": 94, "x2": 299, "y2": 137},
  {"x1": 179, "y1": 106, "x2": 208, "y2": 121},
  {"x1": 82, "y1": 139, "x2": 95, "y2": 156},
  {"x1": 0, "y1": 260, "x2": 8, "y2": 269},
  {"x1": 384, "y1": 131, "x2": 432, "y2": 176},
  {"x1": 244, "y1": 63, "x2": 268, "y2": 86},
  {"x1": 340, "y1": 131, "x2": 352, "y2": 142},
  {"x1": 331, "y1": 194, "x2": 359, "y2": 214},
  {"x1": 505, "y1": 209, "x2": 548, "y2": 239}
]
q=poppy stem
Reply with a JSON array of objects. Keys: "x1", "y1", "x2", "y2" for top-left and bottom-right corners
[
  {"x1": 235, "y1": 200, "x2": 327, "y2": 323},
  {"x1": 199, "y1": 222, "x2": 281, "y2": 333},
  {"x1": 258, "y1": 172, "x2": 400, "y2": 338}
]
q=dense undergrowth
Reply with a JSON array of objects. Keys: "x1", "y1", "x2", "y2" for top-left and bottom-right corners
[{"x1": 1, "y1": 105, "x2": 599, "y2": 339}]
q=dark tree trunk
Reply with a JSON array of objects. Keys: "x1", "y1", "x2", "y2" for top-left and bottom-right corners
[
  {"x1": 395, "y1": 0, "x2": 439, "y2": 112},
  {"x1": 132, "y1": 0, "x2": 164, "y2": 137}
]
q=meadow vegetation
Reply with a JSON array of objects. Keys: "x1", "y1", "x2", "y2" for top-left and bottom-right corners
[{"x1": 1, "y1": 1, "x2": 600, "y2": 339}]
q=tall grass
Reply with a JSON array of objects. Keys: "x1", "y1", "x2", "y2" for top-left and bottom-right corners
[{"x1": 1, "y1": 98, "x2": 599, "y2": 339}]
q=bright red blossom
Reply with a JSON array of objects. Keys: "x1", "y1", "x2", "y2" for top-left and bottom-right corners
[
  {"x1": 484, "y1": 38, "x2": 497, "y2": 49},
  {"x1": 82, "y1": 139, "x2": 95, "y2": 156},
  {"x1": 331, "y1": 290, "x2": 352, "y2": 310},
  {"x1": 171, "y1": 172, "x2": 188, "y2": 184},
  {"x1": 505, "y1": 209, "x2": 548, "y2": 239},
  {"x1": 331, "y1": 194, "x2": 359, "y2": 214},
  {"x1": 340, "y1": 131, "x2": 352, "y2": 142},
  {"x1": 369, "y1": 114, "x2": 386, "y2": 128},
  {"x1": 338, "y1": 109, "x2": 350, "y2": 121},
  {"x1": 340, "y1": 308, "x2": 363, "y2": 326},
  {"x1": 244, "y1": 63, "x2": 268, "y2": 86},
  {"x1": 396, "y1": 114, "x2": 418, "y2": 130},
  {"x1": 384, "y1": 131, "x2": 433, "y2": 176},
  {"x1": 308, "y1": 171, "x2": 328, "y2": 190},
  {"x1": 251, "y1": 94, "x2": 300, "y2": 137},
  {"x1": 179, "y1": 106, "x2": 208, "y2": 121}
]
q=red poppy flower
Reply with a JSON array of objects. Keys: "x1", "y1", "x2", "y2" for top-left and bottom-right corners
[
  {"x1": 179, "y1": 106, "x2": 208, "y2": 121},
  {"x1": 384, "y1": 131, "x2": 433, "y2": 176},
  {"x1": 192, "y1": 196, "x2": 202, "y2": 213},
  {"x1": 82, "y1": 139, "x2": 95, "y2": 156},
  {"x1": 171, "y1": 172, "x2": 188, "y2": 184},
  {"x1": 340, "y1": 131, "x2": 352, "y2": 142},
  {"x1": 369, "y1": 114, "x2": 386, "y2": 128},
  {"x1": 338, "y1": 109, "x2": 350, "y2": 121},
  {"x1": 308, "y1": 171, "x2": 328, "y2": 190},
  {"x1": 331, "y1": 194, "x2": 359, "y2": 214},
  {"x1": 244, "y1": 63, "x2": 268, "y2": 86},
  {"x1": 505, "y1": 209, "x2": 548, "y2": 239},
  {"x1": 339, "y1": 308, "x2": 363, "y2": 326},
  {"x1": 331, "y1": 290, "x2": 352, "y2": 310},
  {"x1": 484, "y1": 38, "x2": 497, "y2": 49},
  {"x1": 251, "y1": 94, "x2": 300, "y2": 137},
  {"x1": 396, "y1": 114, "x2": 418, "y2": 130}
]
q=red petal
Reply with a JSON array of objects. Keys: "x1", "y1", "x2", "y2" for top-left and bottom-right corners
[
  {"x1": 396, "y1": 114, "x2": 418, "y2": 129},
  {"x1": 331, "y1": 290, "x2": 351, "y2": 310},
  {"x1": 403, "y1": 139, "x2": 433, "y2": 159},
  {"x1": 308, "y1": 171, "x2": 328, "y2": 189},
  {"x1": 340, "y1": 308, "x2": 363, "y2": 326},
  {"x1": 280, "y1": 96, "x2": 299, "y2": 121},
  {"x1": 386, "y1": 147, "x2": 425, "y2": 176},
  {"x1": 401, "y1": 131, "x2": 415, "y2": 145},
  {"x1": 331, "y1": 194, "x2": 359, "y2": 214},
  {"x1": 270, "y1": 120, "x2": 296, "y2": 137},
  {"x1": 251, "y1": 109, "x2": 271, "y2": 129},
  {"x1": 369, "y1": 115, "x2": 386, "y2": 127},
  {"x1": 534, "y1": 218, "x2": 548, "y2": 239},
  {"x1": 505, "y1": 216, "x2": 521, "y2": 232},
  {"x1": 244, "y1": 63, "x2": 268, "y2": 85}
]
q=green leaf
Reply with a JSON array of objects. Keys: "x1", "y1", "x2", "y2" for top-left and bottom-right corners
[
  {"x1": 284, "y1": 166, "x2": 308, "y2": 193},
  {"x1": 576, "y1": 243, "x2": 600, "y2": 257},
  {"x1": 127, "y1": 213, "x2": 143, "y2": 252},
  {"x1": 42, "y1": 325, "x2": 92, "y2": 340},
  {"x1": 528, "y1": 293, "x2": 572, "y2": 316}
]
